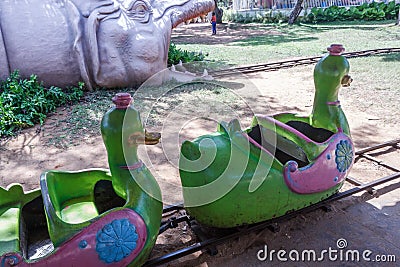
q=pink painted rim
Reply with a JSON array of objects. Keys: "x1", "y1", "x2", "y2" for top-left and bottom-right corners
[
  {"x1": 326, "y1": 100, "x2": 341, "y2": 106},
  {"x1": 112, "y1": 93, "x2": 132, "y2": 109},
  {"x1": 120, "y1": 161, "x2": 144, "y2": 170},
  {"x1": 255, "y1": 115, "x2": 320, "y2": 144},
  {"x1": 242, "y1": 133, "x2": 276, "y2": 158}
]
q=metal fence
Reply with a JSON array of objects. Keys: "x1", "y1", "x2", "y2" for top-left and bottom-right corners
[
  {"x1": 232, "y1": 0, "x2": 378, "y2": 9},
  {"x1": 273, "y1": 0, "x2": 369, "y2": 9}
]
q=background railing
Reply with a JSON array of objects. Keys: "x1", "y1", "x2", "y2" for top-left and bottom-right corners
[
  {"x1": 231, "y1": 0, "x2": 380, "y2": 10},
  {"x1": 273, "y1": 0, "x2": 369, "y2": 9}
]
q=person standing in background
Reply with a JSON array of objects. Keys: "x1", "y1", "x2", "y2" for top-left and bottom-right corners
[{"x1": 211, "y1": 12, "x2": 217, "y2": 35}]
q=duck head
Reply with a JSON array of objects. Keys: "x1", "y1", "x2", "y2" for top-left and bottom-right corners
[
  {"x1": 311, "y1": 44, "x2": 352, "y2": 133},
  {"x1": 101, "y1": 93, "x2": 160, "y2": 195}
]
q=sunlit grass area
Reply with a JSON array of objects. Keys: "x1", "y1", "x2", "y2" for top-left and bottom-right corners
[
  {"x1": 175, "y1": 22, "x2": 400, "y2": 66},
  {"x1": 3, "y1": 21, "x2": 399, "y2": 147}
]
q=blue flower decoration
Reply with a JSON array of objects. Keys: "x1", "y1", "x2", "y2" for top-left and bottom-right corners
[
  {"x1": 96, "y1": 219, "x2": 138, "y2": 263},
  {"x1": 335, "y1": 140, "x2": 353, "y2": 172}
]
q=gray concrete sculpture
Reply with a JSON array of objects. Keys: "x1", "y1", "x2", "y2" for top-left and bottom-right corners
[{"x1": 0, "y1": 0, "x2": 214, "y2": 89}]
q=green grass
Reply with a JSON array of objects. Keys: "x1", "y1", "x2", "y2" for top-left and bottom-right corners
[
  {"x1": 42, "y1": 80, "x2": 251, "y2": 148},
  {"x1": 44, "y1": 51, "x2": 399, "y2": 149},
  {"x1": 10, "y1": 21, "x2": 399, "y2": 148},
  {"x1": 44, "y1": 90, "x2": 121, "y2": 148},
  {"x1": 176, "y1": 22, "x2": 400, "y2": 66},
  {"x1": 350, "y1": 53, "x2": 400, "y2": 92},
  {"x1": 345, "y1": 53, "x2": 400, "y2": 125}
]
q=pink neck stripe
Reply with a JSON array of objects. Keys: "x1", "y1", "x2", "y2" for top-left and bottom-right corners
[
  {"x1": 326, "y1": 100, "x2": 340, "y2": 106},
  {"x1": 120, "y1": 161, "x2": 143, "y2": 170}
]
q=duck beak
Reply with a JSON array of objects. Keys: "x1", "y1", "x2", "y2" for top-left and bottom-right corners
[
  {"x1": 128, "y1": 130, "x2": 161, "y2": 145},
  {"x1": 341, "y1": 75, "x2": 353, "y2": 87},
  {"x1": 144, "y1": 130, "x2": 161, "y2": 145}
]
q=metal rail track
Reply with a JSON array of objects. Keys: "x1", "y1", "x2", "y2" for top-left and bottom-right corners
[
  {"x1": 144, "y1": 139, "x2": 400, "y2": 267},
  {"x1": 211, "y1": 48, "x2": 400, "y2": 77}
]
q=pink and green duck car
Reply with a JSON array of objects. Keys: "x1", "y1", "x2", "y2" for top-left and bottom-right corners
[
  {"x1": 179, "y1": 44, "x2": 355, "y2": 228},
  {"x1": 0, "y1": 93, "x2": 162, "y2": 266}
]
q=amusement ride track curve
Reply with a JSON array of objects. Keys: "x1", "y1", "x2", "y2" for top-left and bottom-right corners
[{"x1": 210, "y1": 48, "x2": 400, "y2": 77}]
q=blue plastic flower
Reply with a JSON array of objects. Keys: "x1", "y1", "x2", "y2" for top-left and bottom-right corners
[
  {"x1": 96, "y1": 219, "x2": 138, "y2": 263},
  {"x1": 335, "y1": 140, "x2": 353, "y2": 172}
]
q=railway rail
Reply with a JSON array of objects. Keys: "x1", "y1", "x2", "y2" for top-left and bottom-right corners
[
  {"x1": 144, "y1": 139, "x2": 400, "y2": 266},
  {"x1": 210, "y1": 47, "x2": 400, "y2": 77}
]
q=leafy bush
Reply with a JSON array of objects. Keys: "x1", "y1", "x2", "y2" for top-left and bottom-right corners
[
  {"x1": 306, "y1": 1, "x2": 399, "y2": 23},
  {"x1": 223, "y1": 9, "x2": 289, "y2": 23},
  {"x1": 168, "y1": 43, "x2": 207, "y2": 66},
  {"x1": 384, "y1": 1, "x2": 399, "y2": 19},
  {"x1": 0, "y1": 71, "x2": 84, "y2": 137},
  {"x1": 222, "y1": 1, "x2": 399, "y2": 23}
]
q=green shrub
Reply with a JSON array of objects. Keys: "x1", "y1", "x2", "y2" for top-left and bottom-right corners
[
  {"x1": 222, "y1": 1, "x2": 398, "y2": 23},
  {"x1": 348, "y1": 6, "x2": 363, "y2": 20},
  {"x1": 168, "y1": 43, "x2": 207, "y2": 66},
  {"x1": 0, "y1": 70, "x2": 84, "y2": 137},
  {"x1": 306, "y1": 1, "x2": 399, "y2": 23},
  {"x1": 223, "y1": 9, "x2": 289, "y2": 23},
  {"x1": 384, "y1": 1, "x2": 398, "y2": 19}
]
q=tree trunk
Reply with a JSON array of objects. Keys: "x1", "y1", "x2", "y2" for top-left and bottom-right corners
[
  {"x1": 288, "y1": 0, "x2": 304, "y2": 25},
  {"x1": 214, "y1": 0, "x2": 224, "y2": 23},
  {"x1": 396, "y1": 8, "x2": 400, "y2": 25}
]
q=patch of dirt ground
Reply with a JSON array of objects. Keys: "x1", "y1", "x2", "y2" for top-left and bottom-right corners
[{"x1": 1, "y1": 23, "x2": 399, "y2": 266}]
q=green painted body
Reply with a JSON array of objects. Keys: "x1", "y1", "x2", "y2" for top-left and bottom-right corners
[
  {"x1": 311, "y1": 51, "x2": 351, "y2": 134},
  {"x1": 179, "y1": 46, "x2": 352, "y2": 228},
  {"x1": 0, "y1": 185, "x2": 40, "y2": 256},
  {"x1": 41, "y1": 169, "x2": 113, "y2": 246},
  {"x1": 42, "y1": 98, "x2": 162, "y2": 265},
  {"x1": 100, "y1": 102, "x2": 163, "y2": 266},
  {"x1": 1, "y1": 94, "x2": 162, "y2": 267}
]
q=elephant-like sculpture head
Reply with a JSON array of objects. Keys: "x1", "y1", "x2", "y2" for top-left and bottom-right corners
[{"x1": 0, "y1": 0, "x2": 215, "y2": 89}]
